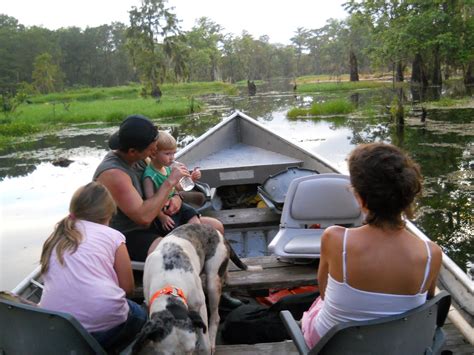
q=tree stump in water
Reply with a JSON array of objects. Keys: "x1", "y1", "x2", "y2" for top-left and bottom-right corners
[
  {"x1": 52, "y1": 157, "x2": 74, "y2": 167},
  {"x1": 247, "y1": 80, "x2": 257, "y2": 96}
]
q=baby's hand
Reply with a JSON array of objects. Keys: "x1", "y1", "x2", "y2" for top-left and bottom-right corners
[
  {"x1": 191, "y1": 167, "x2": 201, "y2": 181},
  {"x1": 158, "y1": 214, "x2": 175, "y2": 231}
]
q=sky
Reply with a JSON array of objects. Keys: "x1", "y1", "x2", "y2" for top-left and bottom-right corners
[{"x1": 2, "y1": 0, "x2": 349, "y2": 44}]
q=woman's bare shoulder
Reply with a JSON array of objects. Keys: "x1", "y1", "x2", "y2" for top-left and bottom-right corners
[
  {"x1": 322, "y1": 225, "x2": 346, "y2": 246},
  {"x1": 428, "y1": 241, "x2": 443, "y2": 265}
]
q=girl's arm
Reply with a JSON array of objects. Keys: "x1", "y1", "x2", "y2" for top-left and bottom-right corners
[
  {"x1": 143, "y1": 177, "x2": 155, "y2": 200},
  {"x1": 114, "y1": 243, "x2": 134, "y2": 296}
]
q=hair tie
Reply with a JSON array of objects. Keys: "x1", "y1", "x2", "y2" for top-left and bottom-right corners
[{"x1": 69, "y1": 213, "x2": 76, "y2": 220}]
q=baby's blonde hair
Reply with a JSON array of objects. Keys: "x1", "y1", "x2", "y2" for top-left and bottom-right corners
[{"x1": 156, "y1": 130, "x2": 177, "y2": 151}]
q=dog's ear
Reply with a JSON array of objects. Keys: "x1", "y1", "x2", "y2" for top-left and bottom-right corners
[
  {"x1": 188, "y1": 310, "x2": 207, "y2": 334},
  {"x1": 132, "y1": 313, "x2": 172, "y2": 352},
  {"x1": 166, "y1": 300, "x2": 188, "y2": 320}
]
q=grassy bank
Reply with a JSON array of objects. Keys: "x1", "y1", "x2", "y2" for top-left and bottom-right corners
[
  {"x1": 296, "y1": 80, "x2": 391, "y2": 93},
  {"x1": 0, "y1": 82, "x2": 237, "y2": 152}
]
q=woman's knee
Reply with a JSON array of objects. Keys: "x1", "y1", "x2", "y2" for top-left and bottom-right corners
[
  {"x1": 200, "y1": 216, "x2": 224, "y2": 235},
  {"x1": 147, "y1": 236, "x2": 163, "y2": 255},
  {"x1": 188, "y1": 215, "x2": 201, "y2": 224}
]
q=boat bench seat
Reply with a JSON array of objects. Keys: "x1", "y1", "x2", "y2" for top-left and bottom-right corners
[
  {"x1": 188, "y1": 143, "x2": 305, "y2": 187},
  {"x1": 203, "y1": 207, "x2": 281, "y2": 229},
  {"x1": 133, "y1": 256, "x2": 317, "y2": 295}
]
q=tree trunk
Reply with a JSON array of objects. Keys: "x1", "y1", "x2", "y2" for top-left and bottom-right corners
[
  {"x1": 150, "y1": 67, "x2": 162, "y2": 98},
  {"x1": 349, "y1": 50, "x2": 359, "y2": 82},
  {"x1": 464, "y1": 62, "x2": 474, "y2": 85},
  {"x1": 411, "y1": 53, "x2": 428, "y2": 86},
  {"x1": 431, "y1": 44, "x2": 442, "y2": 86},
  {"x1": 395, "y1": 61, "x2": 404, "y2": 82}
]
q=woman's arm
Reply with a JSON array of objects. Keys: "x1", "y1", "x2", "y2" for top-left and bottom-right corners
[
  {"x1": 317, "y1": 230, "x2": 331, "y2": 300},
  {"x1": 427, "y1": 242, "x2": 443, "y2": 298},
  {"x1": 97, "y1": 165, "x2": 188, "y2": 226},
  {"x1": 114, "y1": 243, "x2": 134, "y2": 297}
]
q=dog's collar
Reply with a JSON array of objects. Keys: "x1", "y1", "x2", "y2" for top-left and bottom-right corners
[{"x1": 149, "y1": 285, "x2": 187, "y2": 310}]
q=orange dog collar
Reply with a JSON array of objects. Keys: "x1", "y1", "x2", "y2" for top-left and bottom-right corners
[{"x1": 149, "y1": 285, "x2": 187, "y2": 310}]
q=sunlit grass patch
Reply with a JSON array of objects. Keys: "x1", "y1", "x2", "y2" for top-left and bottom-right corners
[
  {"x1": 296, "y1": 74, "x2": 350, "y2": 83},
  {"x1": 428, "y1": 97, "x2": 473, "y2": 108},
  {"x1": 161, "y1": 81, "x2": 238, "y2": 96},
  {"x1": 235, "y1": 80, "x2": 264, "y2": 86},
  {"x1": 287, "y1": 107, "x2": 308, "y2": 119},
  {"x1": 288, "y1": 99, "x2": 355, "y2": 119},
  {"x1": 298, "y1": 81, "x2": 390, "y2": 93},
  {"x1": 30, "y1": 85, "x2": 142, "y2": 103},
  {"x1": 310, "y1": 99, "x2": 355, "y2": 115},
  {"x1": 12, "y1": 97, "x2": 193, "y2": 123}
]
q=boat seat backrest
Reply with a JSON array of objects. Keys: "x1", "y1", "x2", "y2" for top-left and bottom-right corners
[
  {"x1": 0, "y1": 298, "x2": 106, "y2": 355},
  {"x1": 268, "y1": 174, "x2": 363, "y2": 259},
  {"x1": 280, "y1": 290, "x2": 452, "y2": 355},
  {"x1": 282, "y1": 174, "x2": 362, "y2": 228}
]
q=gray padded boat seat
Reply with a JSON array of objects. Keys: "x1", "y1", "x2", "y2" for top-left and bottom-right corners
[
  {"x1": 268, "y1": 174, "x2": 363, "y2": 259},
  {"x1": 280, "y1": 290, "x2": 451, "y2": 355},
  {"x1": 0, "y1": 298, "x2": 106, "y2": 355}
]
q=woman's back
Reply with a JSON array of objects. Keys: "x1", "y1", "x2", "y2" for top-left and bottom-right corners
[
  {"x1": 328, "y1": 225, "x2": 439, "y2": 296},
  {"x1": 313, "y1": 225, "x2": 441, "y2": 340}
]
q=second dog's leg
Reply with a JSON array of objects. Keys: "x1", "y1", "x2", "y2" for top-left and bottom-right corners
[{"x1": 206, "y1": 274, "x2": 222, "y2": 353}]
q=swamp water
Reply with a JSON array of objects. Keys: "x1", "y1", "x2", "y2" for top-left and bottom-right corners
[{"x1": 0, "y1": 80, "x2": 472, "y2": 290}]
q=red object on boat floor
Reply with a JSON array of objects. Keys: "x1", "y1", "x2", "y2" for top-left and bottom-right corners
[{"x1": 256, "y1": 285, "x2": 319, "y2": 306}]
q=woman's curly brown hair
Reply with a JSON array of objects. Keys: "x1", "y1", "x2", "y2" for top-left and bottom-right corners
[{"x1": 348, "y1": 143, "x2": 422, "y2": 229}]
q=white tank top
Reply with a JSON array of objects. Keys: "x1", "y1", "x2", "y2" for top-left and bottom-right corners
[{"x1": 314, "y1": 228, "x2": 431, "y2": 338}]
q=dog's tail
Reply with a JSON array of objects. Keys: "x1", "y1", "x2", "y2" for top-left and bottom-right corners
[{"x1": 225, "y1": 239, "x2": 263, "y2": 271}]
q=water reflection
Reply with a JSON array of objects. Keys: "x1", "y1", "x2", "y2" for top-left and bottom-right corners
[
  {"x1": 0, "y1": 80, "x2": 472, "y2": 290},
  {"x1": 0, "y1": 149, "x2": 106, "y2": 290}
]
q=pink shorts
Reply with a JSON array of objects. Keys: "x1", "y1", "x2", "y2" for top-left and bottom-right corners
[{"x1": 301, "y1": 296, "x2": 324, "y2": 348}]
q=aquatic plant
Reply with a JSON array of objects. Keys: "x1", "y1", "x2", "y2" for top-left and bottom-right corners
[{"x1": 309, "y1": 99, "x2": 356, "y2": 115}]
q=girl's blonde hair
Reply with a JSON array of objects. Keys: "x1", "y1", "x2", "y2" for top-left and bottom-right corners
[
  {"x1": 156, "y1": 130, "x2": 177, "y2": 151},
  {"x1": 40, "y1": 182, "x2": 116, "y2": 274}
]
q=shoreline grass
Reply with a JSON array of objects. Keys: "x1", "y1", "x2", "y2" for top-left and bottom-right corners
[
  {"x1": 0, "y1": 82, "x2": 237, "y2": 152},
  {"x1": 297, "y1": 80, "x2": 391, "y2": 93}
]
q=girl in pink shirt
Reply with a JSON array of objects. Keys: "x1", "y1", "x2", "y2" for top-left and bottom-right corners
[{"x1": 40, "y1": 182, "x2": 146, "y2": 352}]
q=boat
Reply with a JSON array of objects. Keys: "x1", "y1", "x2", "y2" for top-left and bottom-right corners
[{"x1": 7, "y1": 111, "x2": 474, "y2": 354}]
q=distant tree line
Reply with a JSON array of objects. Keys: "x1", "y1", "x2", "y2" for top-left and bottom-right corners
[{"x1": 0, "y1": 0, "x2": 472, "y2": 97}]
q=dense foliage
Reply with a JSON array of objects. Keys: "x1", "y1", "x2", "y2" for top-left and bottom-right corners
[{"x1": 0, "y1": 0, "x2": 472, "y2": 96}]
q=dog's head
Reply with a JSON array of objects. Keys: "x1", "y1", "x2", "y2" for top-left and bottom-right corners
[{"x1": 132, "y1": 299, "x2": 206, "y2": 355}]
